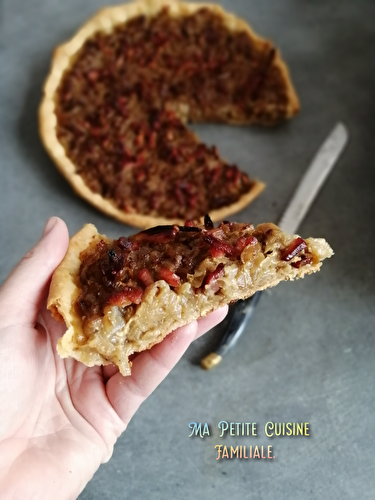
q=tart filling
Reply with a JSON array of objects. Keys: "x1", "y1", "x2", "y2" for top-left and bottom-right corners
[
  {"x1": 48, "y1": 217, "x2": 332, "y2": 376},
  {"x1": 41, "y1": 0, "x2": 299, "y2": 227}
]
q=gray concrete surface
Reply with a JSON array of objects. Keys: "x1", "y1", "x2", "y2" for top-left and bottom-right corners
[{"x1": 1, "y1": 0, "x2": 375, "y2": 498}]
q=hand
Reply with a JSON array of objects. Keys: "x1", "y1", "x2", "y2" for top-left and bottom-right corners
[{"x1": 0, "y1": 217, "x2": 227, "y2": 500}]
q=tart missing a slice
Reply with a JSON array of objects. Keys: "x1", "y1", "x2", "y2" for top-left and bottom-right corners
[
  {"x1": 40, "y1": 0, "x2": 299, "y2": 228},
  {"x1": 48, "y1": 217, "x2": 332, "y2": 376}
]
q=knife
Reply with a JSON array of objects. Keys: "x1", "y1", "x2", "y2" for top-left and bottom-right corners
[{"x1": 201, "y1": 122, "x2": 348, "y2": 370}]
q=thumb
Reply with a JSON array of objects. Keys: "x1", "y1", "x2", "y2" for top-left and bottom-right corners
[{"x1": 0, "y1": 217, "x2": 69, "y2": 328}]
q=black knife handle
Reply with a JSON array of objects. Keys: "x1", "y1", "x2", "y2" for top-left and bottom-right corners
[{"x1": 200, "y1": 291, "x2": 262, "y2": 370}]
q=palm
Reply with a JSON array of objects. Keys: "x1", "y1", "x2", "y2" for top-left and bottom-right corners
[{"x1": 0, "y1": 307, "x2": 122, "y2": 498}]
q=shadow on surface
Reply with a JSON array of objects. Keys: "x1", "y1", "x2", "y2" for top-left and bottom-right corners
[{"x1": 16, "y1": 58, "x2": 76, "y2": 199}]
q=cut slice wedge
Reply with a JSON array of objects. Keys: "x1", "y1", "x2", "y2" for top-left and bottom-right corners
[{"x1": 48, "y1": 218, "x2": 332, "y2": 376}]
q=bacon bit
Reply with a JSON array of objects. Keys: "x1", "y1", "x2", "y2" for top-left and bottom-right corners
[
  {"x1": 149, "y1": 132, "x2": 157, "y2": 148},
  {"x1": 207, "y1": 60, "x2": 219, "y2": 70},
  {"x1": 87, "y1": 70, "x2": 100, "y2": 82},
  {"x1": 90, "y1": 127, "x2": 102, "y2": 137},
  {"x1": 236, "y1": 236, "x2": 258, "y2": 252},
  {"x1": 126, "y1": 47, "x2": 135, "y2": 59},
  {"x1": 292, "y1": 256, "x2": 312, "y2": 269},
  {"x1": 203, "y1": 263, "x2": 225, "y2": 287},
  {"x1": 107, "y1": 294, "x2": 130, "y2": 308},
  {"x1": 116, "y1": 237, "x2": 140, "y2": 251},
  {"x1": 170, "y1": 147, "x2": 180, "y2": 163},
  {"x1": 209, "y1": 227, "x2": 225, "y2": 239},
  {"x1": 188, "y1": 195, "x2": 198, "y2": 209},
  {"x1": 213, "y1": 242, "x2": 235, "y2": 256},
  {"x1": 166, "y1": 110, "x2": 176, "y2": 121},
  {"x1": 159, "y1": 268, "x2": 181, "y2": 287},
  {"x1": 179, "y1": 181, "x2": 193, "y2": 194},
  {"x1": 137, "y1": 153, "x2": 145, "y2": 165},
  {"x1": 138, "y1": 268, "x2": 154, "y2": 287},
  {"x1": 136, "y1": 169, "x2": 146, "y2": 183},
  {"x1": 203, "y1": 234, "x2": 236, "y2": 256},
  {"x1": 185, "y1": 220, "x2": 196, "y2": 227},
  {"x1": 210, "y1": 246, "x2": 225, "y2": 258},
  {"x1": 117, "y1": 96, "x2": 127, "y2": 105},
  {"x1": 116, "y1": 55, "x2": 124, "y2": 68},
  {"x1": 136, "y1": 131, "x2": 144, "y2": 147},
  {"x1": 166, "y1": 130, "x2": 174, "y2": 141},
  {"x1": 225, "y1": 167, "x2": 235, "y2": 180},
  {"x1": 108, "y1": 287, "x2": 143, "y2": 307},
  {"x1": 135, "y1": 225, "x2": 179, "y2": 243},
  {"x1": 281, "y1": 237, "x2": 307, "y2": 261}
]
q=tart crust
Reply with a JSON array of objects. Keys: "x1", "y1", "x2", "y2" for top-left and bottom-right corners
[
  {"x1": 40, "y1": 0, "x2": 299, "y2": 229},
  {"x1": 48, "y1": 222, "x2": 332, "y2": 376}
]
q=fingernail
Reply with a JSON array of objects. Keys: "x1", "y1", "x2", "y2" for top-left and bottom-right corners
[{"x1": 43, "y1": 217, "x2": 58, "y2": 236}]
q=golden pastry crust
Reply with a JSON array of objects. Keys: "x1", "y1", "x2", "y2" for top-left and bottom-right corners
[
  {"x1": 39, "y1": 0, "x2": 298, "y2": 229},
  {"x1": 48, "y1": 221, "x2": 332, "y2": 376}
]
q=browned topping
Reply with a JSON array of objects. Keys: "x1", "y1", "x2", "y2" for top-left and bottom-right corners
[
  {"x1": 76, "y1": 219, "x2": 312, "y2": 336},
  {"x1": 138, "y1": 268, "x2": 154, "y2": 287},
  {"x1": 77, "y1": 220, "x2": 249, "y2": 327},
  {"x1": 159, "y1": 268, "x2": 182, "y2": 287},
  {"x1": 107, "y1": 287, "x2": 143, "y2": 307},
  {"x1": 202, "y1": 233, "x2": 238, "y2": 257},
  {"x1": 55, "y1": 8, "x2": 291, "y2": 220}
]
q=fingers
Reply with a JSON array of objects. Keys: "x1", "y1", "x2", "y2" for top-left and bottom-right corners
[
  {"x1": 106, "y1": 322, "x2": 198, "y2": 425},
  {"x1": 106, "y1": 307, "x2": 228, "y2": 425},
  {"x1": 0, "y1": 217, "x2": 69, "y2": 328},
  {"x1": 195, "y1": 306, "x2": 228, "y2": 340},
  {"x1": 102, "y1": 306, "x2": 228, "y2": 383}
]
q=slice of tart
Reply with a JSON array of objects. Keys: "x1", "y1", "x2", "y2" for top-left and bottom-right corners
[
  {"x1": 48, "y1": 217, "x2": 332, "y2": 376},
  {"x1": 40, "y1": 0, "x2": 299, "y2": 228}
]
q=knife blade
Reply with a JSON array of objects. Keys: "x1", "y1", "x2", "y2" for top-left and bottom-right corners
[
  {"x1": 278, "y1": 123, "x2": 348, "y2": 235},
  {"x1": 201, "y1": 122, "x2": 348, "y2": 370}
]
